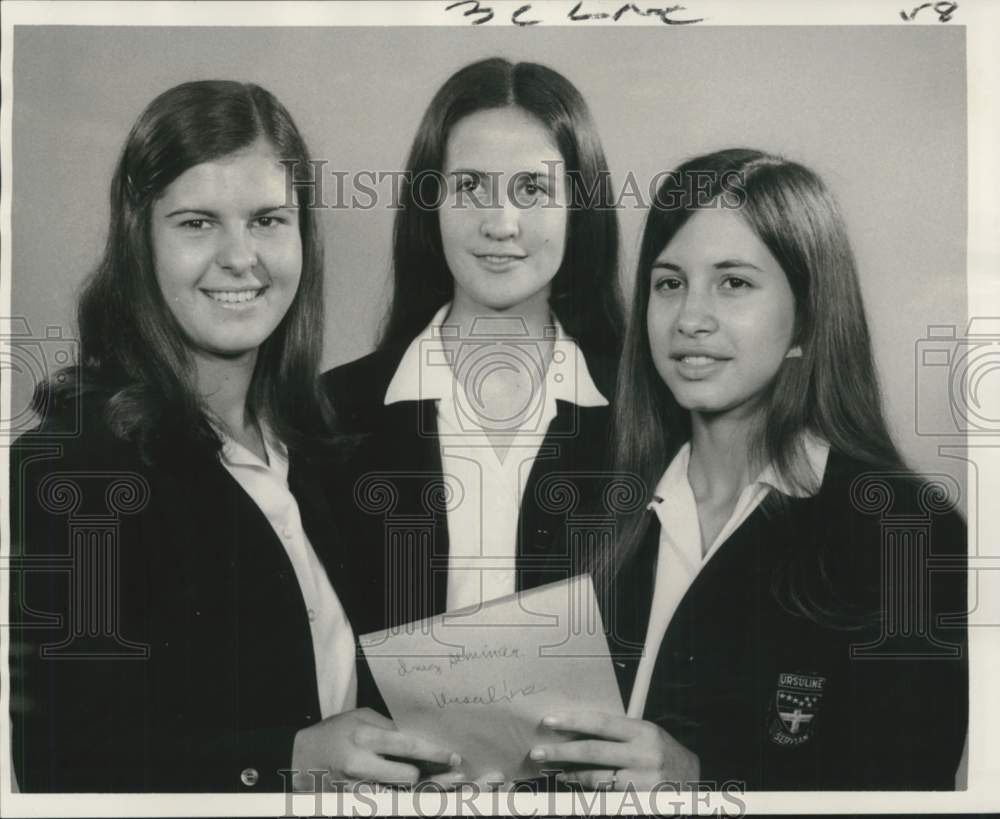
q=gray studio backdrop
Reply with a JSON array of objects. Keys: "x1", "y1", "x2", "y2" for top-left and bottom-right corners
[{"x1": 11, "y1": 25, "x2": 967, "y2": 497}]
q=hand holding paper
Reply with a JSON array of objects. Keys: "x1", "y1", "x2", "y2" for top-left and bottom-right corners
[{"x1": 360, "y1": 575, "x2": 625, "y2": 782}]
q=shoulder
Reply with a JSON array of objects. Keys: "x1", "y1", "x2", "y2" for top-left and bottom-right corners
[
  {"x1": 321, "y1": 346, "x2": 408, "y2": 430},
  {"x1": 789, "y1": 450, "x2": 967, "y2": 603},
  {"x1": 13, "y1": 394, "x2": 129, "y2": 469},
  {"x1": 817, "y1": 451, "x2": 965, "y2": 540},
  {"x1": 581, "y1": 351, "x2": 618, "y2": 405}
]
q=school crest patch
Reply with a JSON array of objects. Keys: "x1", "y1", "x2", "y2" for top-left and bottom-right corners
[{"x1": 767, "y1": 671, "x2": 826, "y2": 746}]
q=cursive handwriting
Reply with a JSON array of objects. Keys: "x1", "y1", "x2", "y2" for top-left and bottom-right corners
[
  {"x1": 433, "y1": 679, "x2": 548, "y2": 708},
  {"x1": 397, "y1": 658, "x2": 443, "y2": 676},
  {"x1": 900, "y1": 2, "x2": 957, "y2": 21},
  {"x1": 567, "y1": 1, "x2": 701, "y2": 24},
  {"x1": 449, "y1": 644, "x2": 521, "y2": 668},
  {"x1": 445, "y1": 0, "x2": 703, "y2": 26}
]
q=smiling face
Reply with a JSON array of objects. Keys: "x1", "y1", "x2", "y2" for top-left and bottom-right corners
[
  {"x1": 150, "y1": 141, "x2": 302, "y2": 368},
  {"x1": 439, "y1": 106, "x2": 568, "y2": 316},
  {"x1": 647, "y1": 207, "x2": 798, "y2": 423}
]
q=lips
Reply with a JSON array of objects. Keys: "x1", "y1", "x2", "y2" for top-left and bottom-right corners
[
  {"x1": 202, "y1": 287, "x2": 268, "y2": 310},
  {"x1": 670, "y1": 350, "x2": 731, "y2": 378},
  {"x1": 677, "y1": 355, "x2": 717, "y2": 366},
  {"x1": 475, "y1": 253, "x2": 525, "y2": 262},
  {"x1": 473, "y1": 252, "x2": 527, "y2": 273}
]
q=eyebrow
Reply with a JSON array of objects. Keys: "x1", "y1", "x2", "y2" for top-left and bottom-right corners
[
  {"x1": 162, "y1": 204, "x2": 293, "y2": 219},
  {"x1": 650, "y1": 259, "x2": 764, "y2": 272},
  {"x1": 714, "y1": 258, "x2": 764, "y2": 272},
  {"x1": 446, "y1": 168, "x2": 548, "y2": 180}
]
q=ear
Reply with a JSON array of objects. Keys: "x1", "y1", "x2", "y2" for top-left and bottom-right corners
[{"x1": 785, "y1": 345, "x2": 803, "y2": 359}]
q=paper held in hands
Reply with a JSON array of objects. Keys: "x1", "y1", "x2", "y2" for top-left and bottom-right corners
[{"x1": 359, "y1": 574, "x2": 624, "y2": 781}]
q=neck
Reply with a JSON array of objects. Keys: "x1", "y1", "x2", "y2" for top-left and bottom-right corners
[
  {"x1": 445, "y1": 289, "x2": 555, "y2": 341},
  {"x1": 687, "y1": 410, "x2": 761, "y2": 504},
  {"x1": 193, "y1": 350, "x2": 257, "y2": 439}
]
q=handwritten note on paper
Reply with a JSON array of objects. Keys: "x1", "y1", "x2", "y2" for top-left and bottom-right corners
[{"x1": 359, "y1": 574, "x2": 624, "y2": 781}]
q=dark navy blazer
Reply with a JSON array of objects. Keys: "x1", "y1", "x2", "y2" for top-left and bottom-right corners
[
  {"x1": 321, "y1": 344, "x2": 622, "y2": 638},
  {"x1": 607, "y1": 450, "x2": 968, "y2": 790},
  {"x1": 9, "y1": 397, "x2": 355, "y2": 792}
]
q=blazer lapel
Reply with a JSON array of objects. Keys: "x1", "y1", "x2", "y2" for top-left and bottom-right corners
[
  {"x1": 608, "y1": 515, "x2": 658, "y2": 708},
  {"x1": 359, "y1": 398, "x2": 450, "y2": 626},
  {"x1": 516, "y1": 400, "x2": 611, "y2": 592}
]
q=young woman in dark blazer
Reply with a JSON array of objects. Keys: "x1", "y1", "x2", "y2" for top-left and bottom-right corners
[
  {"x1": 10, "y1": 81, "x2": 460, "y2": 792},
  {"x1": 527, "y1": 149, "x2": 968, "y2": 790},
  {"x1": 324, "y1": 58, "x2": 623, "y2": 636}
]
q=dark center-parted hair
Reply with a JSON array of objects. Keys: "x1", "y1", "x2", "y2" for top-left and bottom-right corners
[
  {"x1": 36, "y1": 79, "x2": 330, "y2": 457},
  {"x1": 380, "y1": 57, "x2": 623, "y2": 360},
  {"x1": 607, "y1": 148, "x2": 904, "y2": 588}
]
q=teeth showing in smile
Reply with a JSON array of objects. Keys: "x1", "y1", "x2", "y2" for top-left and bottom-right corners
[
  {"x1": 681, "y1": 355, "x2": 717, "y2": 366},
  {"x1": 480, "y1": 255, "x2": 521, "y2": 263},
  {"x1": 205, "y1": 289, "x2": 263, "y2": 307}
]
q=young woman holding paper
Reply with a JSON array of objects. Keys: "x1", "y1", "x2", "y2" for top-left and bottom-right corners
[
  {"x1": 324, "y1": 57, "x2": 623, "y2": 634},
  {"x1": 527, "y1": 149, "x2": 968, "y2": 790},
  {"x1": 10, "y1": 80, "x2": 463, "y2": 792}
]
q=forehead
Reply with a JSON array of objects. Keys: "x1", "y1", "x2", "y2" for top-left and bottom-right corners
[
  {"x1": 158, "y1": 142, "x2": 287, "y2": 205},
  {"x1": 656, "y1": 208, "x2": 774, "y2": 264},
  {"x1": 444, "y1": 107, "x2": 563, "y2": 171}
]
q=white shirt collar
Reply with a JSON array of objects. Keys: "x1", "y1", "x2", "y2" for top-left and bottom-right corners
[
  {"x1": 648, "y1": 433, "x2": 830, "y2": 510},
  {"x1": 755, "y1": 434, "x2": 830, "y2": 498},
  {"x1": 383, "y1": 302, "x2": 608, "y2": 408},
  {"x1": 216, "y1": 421, "x2": 288, "y2": 479}
]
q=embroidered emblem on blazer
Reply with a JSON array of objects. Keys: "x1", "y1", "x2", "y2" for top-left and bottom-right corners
[{"x1": 768, "y1": 671, "x2": 826, "y2": 746}]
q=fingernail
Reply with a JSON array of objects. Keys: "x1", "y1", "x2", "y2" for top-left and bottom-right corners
[
  {"x1": 449, "y1": 753, "x2": 463, "y2": 767},
  {"x1": 542, "y1": 715, "x2": 560, "y2": 727},
  {"x1": 529, "y1": 747, "x2": 546, "y2": 761}
]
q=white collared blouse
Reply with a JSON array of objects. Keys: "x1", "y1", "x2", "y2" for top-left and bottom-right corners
[{"x1": 383, "y1": 303, "x2": 609, "y2": 611}]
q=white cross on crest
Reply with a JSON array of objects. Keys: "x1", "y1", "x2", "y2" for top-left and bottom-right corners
[{"x1": 779, "y1": 708, "x2": 814, "y2": 734}]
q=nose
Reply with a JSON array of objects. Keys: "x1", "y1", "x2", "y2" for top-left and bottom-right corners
[
  {"x1": 675, "y1": 288, "x2": 718, "y2": 337},
  {"x1": 216, "y1": 228, "x2": 257, "y2": 274},
  {"x1": 479, "y1": 198, "x2": 520, "y2": 241}
]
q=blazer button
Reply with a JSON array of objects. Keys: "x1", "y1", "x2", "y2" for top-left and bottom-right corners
[
  {"x1": 535, "y1": 527, "x2": 551, "y2": 550},
  {"x1": 241, "y1": 768, "x2": 259, "y2": 787}
]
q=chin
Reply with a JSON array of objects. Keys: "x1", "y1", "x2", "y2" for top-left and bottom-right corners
[{"x1": 669, "y1": 391, "x2": 735, "y2": 416}]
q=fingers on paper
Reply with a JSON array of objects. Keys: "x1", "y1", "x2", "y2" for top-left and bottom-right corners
[
  {"x1": 542, "y1": 710, "x2": 639, "y2": 742},
  {"x1": 531, "y1": 738, "x2": 638, "y2": 769},
  {"x1": 354, "y1": 723, "x2": 460, "y2": 768}
]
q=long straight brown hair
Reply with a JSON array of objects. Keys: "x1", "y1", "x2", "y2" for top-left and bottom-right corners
[{"x1": 604, "y1": 148, "x2": 904, "y2": 593}]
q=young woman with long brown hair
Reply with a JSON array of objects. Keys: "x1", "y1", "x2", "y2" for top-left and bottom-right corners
[{"x1": 528, "y1": 149, "x2": 967, "y2": 791}]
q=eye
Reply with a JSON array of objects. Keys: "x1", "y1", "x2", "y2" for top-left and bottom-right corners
[
  {"x1": 653, "y1": 274, "x2": 684, "y2": 292},
  {"x1": 720, "y1": 276, "x2": 752, "y2": 290},
  {"x1": 455, "y1": 174, "x2": 481, "y2": 193},
  {"x1": 515, "y1": 176, "x2": 548, "y2": 204},
  {"x1": 180, "y1": 218, "x2": 212, "y2": 230},
  {"x1": 253, "y1": 214, "x2": 289, "y2": 229}
]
